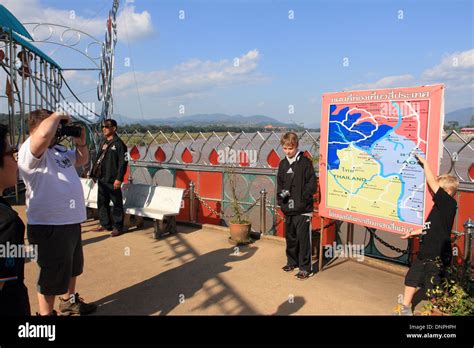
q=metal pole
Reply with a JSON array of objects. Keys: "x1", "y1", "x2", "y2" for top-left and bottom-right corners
[
  {"x1": 8, "y1": 40, "x2": 15, "y2": 147},
  {"x1": 27, "y1": 52, "x2": 32, "y2": 140},
  {"x1": 34, "y1": 57, "x2": 38, "y2": 109},
  {"x1": 39, "y1": 59, "x2": 43, "y2": 108},
  {"x1": 20, "y1": 51, "x2": 25, "y2": 143},
  {"x1": 348, "y1": 223, "x2": 354, "y2": 245},
  {"x1": 259, "y1": 188, "x2": 267, "y2": 235},
  {"x1": 319, "y1": 216, "x2": 324, "y2": 272},
  {"x1": 44, "y1": 62, "x2": 49, "y2": 108},
  {"x1": 11, "y1": 42, "x2": 19, "y2": 203},
  {"x1": 189, "y1": 181, "x2": 195, "y2": 223},
  {"x1": 463, "y1": 218, "x2": 473, "y2": 280}
]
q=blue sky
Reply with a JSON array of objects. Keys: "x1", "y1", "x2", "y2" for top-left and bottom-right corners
[{"x1": 2, "y1": 0, "x2": 473, "y2": 125}]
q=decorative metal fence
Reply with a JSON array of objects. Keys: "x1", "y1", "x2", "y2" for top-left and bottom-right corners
[{"x1": 111, "y1": 128, "x2": 473, "y2": 265}]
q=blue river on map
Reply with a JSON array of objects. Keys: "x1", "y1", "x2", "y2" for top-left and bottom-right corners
[{"x1": 327, "y1": 103, "x2": 424, "y2": 224}]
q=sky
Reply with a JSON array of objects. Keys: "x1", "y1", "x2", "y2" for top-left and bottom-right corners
[{"x1": 1, "y1": 0, "x2": 473, "y2": 126}]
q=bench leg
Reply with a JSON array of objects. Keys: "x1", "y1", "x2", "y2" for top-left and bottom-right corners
[
  {"x1": 167, "y1": 216, "x2": 177, "y2": 234},
  {"x1": 154, "y1": 219, "x2": 165, "y2": 239},
  {"x1": 153, "y1": 217, "x2": 177, "y2": 239},
  {"x1": 136, "y1": 216, "x2": 144, "y2": 229},
  {"x1": 86, "y1": 207, "x2": 99, "y2": 220},
  {"x1": 124, "y1": 214, "x2": 132, "y2": 229}
]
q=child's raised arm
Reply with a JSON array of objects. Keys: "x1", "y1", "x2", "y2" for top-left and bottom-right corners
[{"x1": 415, "y1": 154, "x2": 439, "y2": 194}]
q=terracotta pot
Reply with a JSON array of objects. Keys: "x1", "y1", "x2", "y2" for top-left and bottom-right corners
[{"x1": 229, "y1": 223, "x2": 250, "y2": 243}]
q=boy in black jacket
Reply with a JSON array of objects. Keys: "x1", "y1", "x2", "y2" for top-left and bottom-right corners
[
  {"x1": 393, "y1": 154, "x2": 459, "y2": 315},
  {"x1": 277, "y1": 132, "x2": 316, "y2": 280}
]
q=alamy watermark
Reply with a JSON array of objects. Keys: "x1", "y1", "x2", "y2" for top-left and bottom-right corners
[
  {"x1": 0, "y1": 242, "x2": 38, "y2": 263},
  {"x1": 324, "y1": 242, "x2": 365, "y2": 262},
  {"x1": 217, "y1": 146, "x2": 257, "y2": 165},
  {"x1": 55, "y1": 101, "x2": 96, "y2": 119}
]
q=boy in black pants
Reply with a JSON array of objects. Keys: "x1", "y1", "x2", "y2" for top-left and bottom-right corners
[
  {"x1": 277, "y1": 132, "x2": 316, "y2": 280},
  {"x1": 393, "y1": 154, "x2": 458, "y2": 315}
]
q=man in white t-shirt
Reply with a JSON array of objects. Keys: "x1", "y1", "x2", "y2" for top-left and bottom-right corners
[{"x1": 18, "y1": 109, "x2": 96, "y2": 316}]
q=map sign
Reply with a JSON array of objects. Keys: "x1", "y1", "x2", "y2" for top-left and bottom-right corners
[{"x1": 318, "y1": 85, "x2": 445, "y2": 234}]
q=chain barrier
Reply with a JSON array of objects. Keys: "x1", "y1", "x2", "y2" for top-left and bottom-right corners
[
  {"x1": 366, "y1": 227, "x2": 408, "y2": 255},
  {"x1": 450, "y1": 230, "x2": 466, "y2": 244},
  {"x1": 265, "y1": 198, "x2": 286, "y2": 222},
  {"x1": 192, "y1": 190, "x2": 259, "y2": 220},
  {"x1": 313, "y1": 220, "x2": 338, "y2": 234},
  {"x1": 365, "y1": 227, "x2": 468, "y2": 256},
  {"x1": 264, "y1": 198, "x2": 340, "y2": 232}
]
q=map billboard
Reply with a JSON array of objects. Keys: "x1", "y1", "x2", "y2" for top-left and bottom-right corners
[{"x1": 318, "y1": 85, "x2": 445, "y2": 234}]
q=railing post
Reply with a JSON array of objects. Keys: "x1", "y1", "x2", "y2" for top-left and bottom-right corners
[
  {"x1": 463, "y1": 218, "x2": 473, "y2": 279},
  {"x1": 189, "y1": 181, "x2": 195, "y2": 223},
  {"x1": 259, "y1": 188, "x2": 267, "y2": 235}
]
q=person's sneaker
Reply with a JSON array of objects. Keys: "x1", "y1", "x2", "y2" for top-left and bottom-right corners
[
  {"x1": 295, "y1": 270, "x2": 312, "y2": 280},
  {"x1": 36, "y1": 310, "x2": 57, "y2": 316},
  {"x1": 282, "y1": 265, "x2": 297, "y2": 272},
  {"x1": 110, "y1": 227, "x2": 123, "y2": 237},
  {"x1": 59, "y1": 293, "x2": 97, "y2": 316},
  {"x1": 392, "y1": 304, "x2": 413, "y2": 316}
]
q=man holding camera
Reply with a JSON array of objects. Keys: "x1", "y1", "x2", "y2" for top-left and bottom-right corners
[
  {"x1": 90, "y1": 119, "x2": 128, "y2": 237},
  {"x1": 18, "y1": 109, "x2": 96, "y2": 316},
  {"x1": 277, "y1": 132, "x2": 316, "y2": 280}
]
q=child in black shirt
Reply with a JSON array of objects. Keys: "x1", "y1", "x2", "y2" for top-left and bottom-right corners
[
  {"x1": 393, "y1": 154, "x2": 458, "y2": 315},
  {"x1": 0, "y1": 124, "x2": 31, "y2": 316},
  {"x1": 277, "y1": 132, "x2": 316, "y2": 280}
]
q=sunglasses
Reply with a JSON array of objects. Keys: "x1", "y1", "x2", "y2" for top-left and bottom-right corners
[
  {"x1": 102, "y1": 125, "x2": 113, "y2": 129},
  {"x1": 4, "y1": 147, "x2": 18, "y2": 162}
]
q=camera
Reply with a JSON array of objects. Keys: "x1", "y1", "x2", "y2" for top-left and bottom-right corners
[
  {"x1": 279, "y1": 189, "x2": 291, "y2": 204},
  {"x1": 56, "y1": 119, "x2": 82, "y2": 138}
]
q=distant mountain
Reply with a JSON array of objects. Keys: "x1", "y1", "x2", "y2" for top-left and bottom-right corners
[
  {"x1": 113, "y1": 113, "x2": 293, "y2": 127},
  {"x1": 445, "y1": 107, "x2": 474, "y2": 127},
  {"x1": 306, "y1": 122, "x2": 320, "y2": 130}
]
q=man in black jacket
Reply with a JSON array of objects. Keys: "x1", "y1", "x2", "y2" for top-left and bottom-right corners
[
  {"x1": 0, "y1": 124, "x2": 31, "y2": 316},
  {"x1": 91, "y1": 119, "x2": 128, "y2": 237},
  {"x1": 277, "y1": 132, "x2": 316, "y2": 280}
]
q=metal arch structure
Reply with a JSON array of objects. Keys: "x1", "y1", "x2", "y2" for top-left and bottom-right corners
[
  {"x1": 22, "y1": 23, "x2": 104, "y2": 68},
  {"x1": 0, "y1": 1, "x2": 119, "y2": 151},
  {"x1": 21, "y1": 0, "x2": 119, "y2": 124}
]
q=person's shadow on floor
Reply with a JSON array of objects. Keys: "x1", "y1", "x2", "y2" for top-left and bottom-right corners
[{"x1": 94, "y1": 245, "x2": 258, "y2": 315}]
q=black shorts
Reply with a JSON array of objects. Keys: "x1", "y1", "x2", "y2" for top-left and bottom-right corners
[
  {"x1": 404, "y1": 258, "x2": 442, "y2": 289},
  {"x1": 27, "y1": 223, "x2": 84, "y2": 296}
]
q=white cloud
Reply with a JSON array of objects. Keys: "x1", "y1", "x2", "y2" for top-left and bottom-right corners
[
  {"x1": 117, "y1": 5, "x2": 154, "y2": 41},
  {"x1": 421, "y1": 49, "x2": 474, "y2": 91},
  {"x1": 343, "y1": 49, "x2": 474, "y2": 112},
  {"x1": 345, "y1": 74, "x2": 415, "y2": 90},
  {"x1": 114, "y1": 49, "x2": 266, "y2": 99},
  {"x1": 61, "y1": 70, "x2": 96, "y2": 85},
  {"x1": 345, "y1": 49, "x2": 473, "y2": 93},
  {"x1": 1, "y1": 0, "x2": 153, "y2": 41}
]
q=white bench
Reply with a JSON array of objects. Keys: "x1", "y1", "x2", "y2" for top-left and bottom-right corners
[
  {"x1": 80, "y1": 179, "x2": 184, "y2": 238},
  {"x1": 122, "y1": 183, "x2": 184, "y2": 239}
]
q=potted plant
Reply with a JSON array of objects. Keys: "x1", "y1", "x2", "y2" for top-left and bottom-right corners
[
  {"x1": 227, "y1": 169, "x2": 252, "y2": 244},
  {"x1": 422, "y1": 261, "x2": 474, "y2": 316}
]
